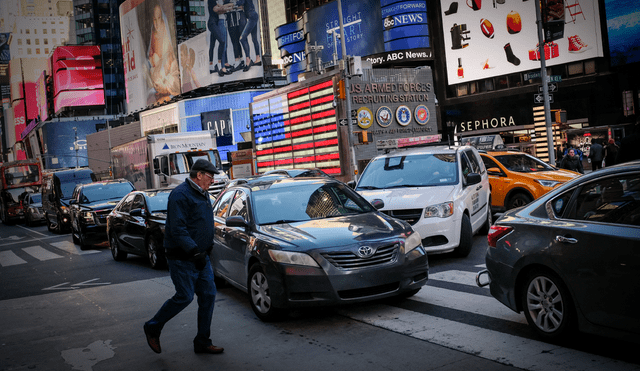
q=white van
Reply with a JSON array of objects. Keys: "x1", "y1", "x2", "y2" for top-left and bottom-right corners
[{"x1": 354, "y1": 144, "x2": 492, "y2": 257}]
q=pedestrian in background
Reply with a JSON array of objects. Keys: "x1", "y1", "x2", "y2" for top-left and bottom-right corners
[
  {"x1": 588, "y1": 139, "x2": 604, "y2": 171},
  {"x1": 143, "y1": 159, "x2": 224, "y2": 355},
  {"x1": 604, "y1": 138, "x2": 619, "y2": 167},
  {"x1": 560, "y1": 148, "x2": 584, "y2": 174}
]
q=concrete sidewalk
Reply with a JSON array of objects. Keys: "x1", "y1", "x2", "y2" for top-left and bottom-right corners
[{"x1": 0, "y1": 277, "x2": 523, "y2": 371}]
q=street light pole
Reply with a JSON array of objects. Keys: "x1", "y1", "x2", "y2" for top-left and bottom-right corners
[
  {"x1": 337, "y1": 0, "x2": 359, "y2": 181},
  {"x1": 535, "y1": 0, "x2": 556, "y2": 166}
]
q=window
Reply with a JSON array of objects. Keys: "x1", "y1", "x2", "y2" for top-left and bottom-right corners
[
  {"x1": 463, "y1": 150, "x2": 482, "y2": 174},
  {"x1": 118, "y1": 194, "x2": 136, "y2": 213},
  {"x1": 36, "y1": 48, "x2": 40, "y2": 54},
  {"x1": 481, "y1": 156, "x2": 502, "y2": 174},
  {"x1": 570, "y1": 175, "x2": 640, "y2": 226},
  {"x1": 27, "y1": 48, "x2": 32, "y2": 55},
  {"x1": 228, "y1": 191, "x2": 248, "y2": 220},
  {"x1": 457, "y1": 84, "x2": 468, "y2": 97},
  {"x1": 35, "y1": 39, "x2": 39, "y2": 45},
  {"x1": 17, "y1": 39, "x2": 22, "y2": 45},
  {"x1": 623, "y1": 90, "x2": 635, "y2": 117},
  {"x1": 131, "y1": 195, "x2": 145, "y2": 211},
  {"x1": 52, "y1": 29, "x2": 56, "y2": 34},
  {"x1": 26, "y1": 39, "x2": 31, "y2": 45},
  {"x1": 43, "y1": 29, "x2": 47, "y2": 34},
  {"x1": 568, "y1": 62, "x2": 583, "y2": 76},
  {"x1": 44, "y1": 39, "x2": 48, "y2": 45},
  {"x1": 214, "y1": 191, "x2": 235, "y2": 218}
]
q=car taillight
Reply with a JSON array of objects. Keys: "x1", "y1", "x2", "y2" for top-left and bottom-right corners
[{"x1": 487, "y1": 225, "x2": 513, "y2": 248}]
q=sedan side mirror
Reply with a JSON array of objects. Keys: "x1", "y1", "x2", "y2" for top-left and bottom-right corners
[
  {"x1": 466, "y1": 173, "x2": 482, "y2": 186},
  {"x1": 130, "y1": 208, "x2": 145, "y2": 217},
  {"x1": 347, "y1": 180, "x2": 356, "y2": 189},
  {"x1": 487, "y1": 167, "x2": 503, "y2": 176},
  {"x1": 371, "y1": 199, "x2": 384, "y2": 210},
  {"x1": 226, "y1": 215, "x2": 248, "y2": 228}
]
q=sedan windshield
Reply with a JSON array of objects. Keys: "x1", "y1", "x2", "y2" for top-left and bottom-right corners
[
  {"x1": 145, "y1": 191, "x2": 170, "y2": 212},
  {"x1": 82, "y1": 183, "x2": 134, "y2": 203},
  {"x1": 495, "y1": 154, "x2": 555, "y2": 173},
  {"x1": 357, "y1": 153, "x2": 458, "y2": 190},
  {"x1": 252, "y1": 183, "x2": 375, "y2": 225},
  {"x1": 30, "y1": 193, "x2": 42, "y2": 204}
]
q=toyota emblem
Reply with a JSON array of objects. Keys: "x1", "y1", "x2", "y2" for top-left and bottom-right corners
[{"x1": 356, "y1": 246, "x2": 376, "y2": 258}]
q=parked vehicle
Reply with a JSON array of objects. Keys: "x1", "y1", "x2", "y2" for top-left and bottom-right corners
[
  {"x1": 211, "y1": 177, "x2": 428, "y2": 321},
  {"x1": 263, "y1": 168, "x2": 332, "y2": 178},
  {"x1": 69, "y1": 179, "x2": 135, "y2": 249},
  {"x1": 106, "y1": 189, "x2": 171, "y2": 269},
  {"x1": 353, "y1": 144, "x2": 492, "y2": 257},
  {"x1": 477, "y1": 160, "x2": 640, "y2": 342},
  {"x1": 0, "y1": 160, "x2": 42, "y2": 224},
  {"x1": 479, "y1": 150, "x2": 580, "y2": 213},
  {"x1": 24, "y1": 192, "x2": 45, "y2": 226},
  {"x1": 42, "y1": 168, "x2": 96, "y2": 233},
  {"x1": 109, "y1": 131, "x2": 228, "y2": 196}
]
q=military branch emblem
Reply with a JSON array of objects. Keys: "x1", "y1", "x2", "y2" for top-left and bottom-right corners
[
  {"x1": 414, "y1": 105, "x2": 430, "y2": 125},
  {"x1": 376, "y1": 106, "x2": 393, "y2": 127},
  {"x1": 396, "y1": 105, "x2": 412, "y2": 126},
  {"x1": 357, "y1": 107, "x2": 373, "y2": 129}
]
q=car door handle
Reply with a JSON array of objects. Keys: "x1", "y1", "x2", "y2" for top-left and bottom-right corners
[
  {"x1": 476, "y1": 185, "x2": 483, "y2": 191},
  {"x1": 555, "y1": 235, "x2": 578, "y2": 244}
]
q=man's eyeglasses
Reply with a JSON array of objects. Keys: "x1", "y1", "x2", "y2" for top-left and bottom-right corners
[{"x1": 201, "y1": 172, "x2": 215, "y2": 181}]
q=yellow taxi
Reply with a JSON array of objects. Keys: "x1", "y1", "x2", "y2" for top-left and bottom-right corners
[{"x1": 479, "y1": 150, "x2": 580, "y2": 212}]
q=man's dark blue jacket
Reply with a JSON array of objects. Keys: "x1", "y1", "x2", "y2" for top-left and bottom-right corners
[{"x1": 164, "y1": 178, "x2": 214, "y2": 260}]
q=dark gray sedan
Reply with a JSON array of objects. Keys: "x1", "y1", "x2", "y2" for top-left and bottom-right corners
[
  {"x1": 478, "y1": 160, "x2": 640, "y2": 342},
  {"x1": 211, "y1": 177, "x2": 429, "y2": 321}
]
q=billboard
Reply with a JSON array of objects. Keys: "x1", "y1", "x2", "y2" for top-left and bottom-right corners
[
  {"x1": 0, "y1": 33, "x2": 9, "y2": 64},
  {"x1": 605, "y1": 0, "x2": 640, "y2": 66},
  {"x1": 120, "y1": 0, "x2": 180, "y2": 113},
  {"x1": 441, "y1": 0, "x2": 603, "y2": 84},
  {"x1": 177, "y1": 0, "x2": 264, "y2": 94},
  {"x1": 40, "y1": 119, "x2": 104, "y2": 169},
  {"x1": 276, "y1": 0, "x2": 432, "y2": 83},
  {"x1": 52, "y1": 46, "x2": 105, "y2": 113}
]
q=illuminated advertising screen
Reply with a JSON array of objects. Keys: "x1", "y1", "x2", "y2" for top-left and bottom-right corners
[
  {"x1": 252, "y1": 79, "x2": 341, "y2": 174},
  {"x1": 276, "y1": 0, "x2": 432, "y2": 83},
  {"x1": 177, "y1": 0, "x2": 264, "y2": 94},
  {"x1": 441, "y1": 0, "x2": 603, "y2": 85},
  {"x1": 120, "y1": 0, "x2": 180, "y2": 112},
  {"x1": 36, "y1": 71, "x2": 48, "y2": 122},
  {"x1": 605, "y1": 0, "x2": 640, "y2": 66},
  {"x1": 52, "y1": 46, "x2": 104, "y2": 113},
  {"x1": 0, "y1": 33, "x2": 9, "y2": 64}
]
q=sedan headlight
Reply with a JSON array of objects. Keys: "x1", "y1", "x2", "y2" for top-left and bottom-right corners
[
  {"x1": 535, "y1": 179, "x2": 561, "y2": 188},
  {"x1": 403, "y1": 231, "x2": 422, "y2": 254},
  {"x1": 268, "y1": 250, "x2": 319, "y2": 267},
  {"x1": 424, "y1": 201, "x2": 454, "y2": 218},
  {"x1": 82, "y1": 211, "x2": 95, "y2": 224}
]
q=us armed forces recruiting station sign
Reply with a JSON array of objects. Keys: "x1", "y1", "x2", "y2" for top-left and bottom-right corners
[{"x1": 349, "y1": 68, "x2": 437, "y2": 162}]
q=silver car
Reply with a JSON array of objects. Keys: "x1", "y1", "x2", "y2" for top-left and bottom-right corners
[{"x1": 24, "y1": 192, "x2": 45, "y2": 227}]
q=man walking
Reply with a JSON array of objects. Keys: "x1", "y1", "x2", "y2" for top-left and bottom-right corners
[
  {"x1": 588, "y1": 139, "x2": 604, "y2": 171},
  {"x1": 143, "y1": 159, "x2": 224, "y2": 355}
]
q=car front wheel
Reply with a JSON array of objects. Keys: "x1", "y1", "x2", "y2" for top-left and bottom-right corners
[
  {"x1": 110, "y1": 233, "x2": 127, "y2": 261},
  {"x1": 248, "y1": 264, "x2": 284, "y2": 322},
  {"x1": 453, "y1": 214, "x2": 473, "y2": 257},
  {"x1": 508, "y1": 193, "x2": 532, "y2": 210},
  {"x1": 521, "y1": 269, "x2": 575, "y2": 340}
]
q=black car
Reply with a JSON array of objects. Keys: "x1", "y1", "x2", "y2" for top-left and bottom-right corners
[
  {"x1": 70, "y1": 179, "x2": 135, "y2": 249},
  {"x1": 211, "y1": 177, "x2": 429, "y2": 321},
  {"x1": 42, "y1": 168, "x2": 96, "y2": 233},
  {"x1": 477, "y1": 160, "x2": 640, "y2": 342},
  {"x1": 24, "y1": 192, "x2": 45, "y2": 226},
  {"x1": 106, "y1": 189, "x2": 171, "y2": 269}
]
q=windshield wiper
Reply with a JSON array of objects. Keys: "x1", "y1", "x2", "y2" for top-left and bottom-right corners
[
  {"x1": 263, "y1": 219, "x2": 304, "y2": 225},
  {"x1": 357, "y1": 185, "x2": 381, "y2": 190},
  {"x1": 387, "y1": 184, "x2": 424, "y2": 188}
]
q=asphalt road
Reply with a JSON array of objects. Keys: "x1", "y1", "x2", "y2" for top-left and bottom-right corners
[{"x1": 1, "y1": 221, "x2": 638, "y2": 371}]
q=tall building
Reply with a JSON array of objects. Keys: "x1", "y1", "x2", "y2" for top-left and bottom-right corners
[{"x1": 72, "y1": 0, "x2": 125, "y2": 115}]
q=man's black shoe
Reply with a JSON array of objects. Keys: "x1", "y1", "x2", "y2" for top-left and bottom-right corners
[
  {"x1": 143, "y1": 323, "x2": 161, "y2": 353},
  {"x1": 194, "y1": 344, "x2": 224, "y2": 354}
]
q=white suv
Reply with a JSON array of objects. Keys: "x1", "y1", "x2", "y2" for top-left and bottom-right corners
[{"x1": 354, "y1": 144, "x2": 491, "y2": 257}]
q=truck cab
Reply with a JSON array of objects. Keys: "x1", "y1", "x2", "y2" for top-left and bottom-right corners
[{"x1": 153, "y1": 149, "x2": 228, "y2": 196}]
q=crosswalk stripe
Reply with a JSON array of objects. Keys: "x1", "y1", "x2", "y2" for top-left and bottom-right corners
[
  {"x1": 415, "y1": 285, "x2": 526, "y2": 324},
  {"x1": 338, "y1": 304, "x2": 636, "y2": 371},
  {"x1": 23, "y1": 246, "x2": 63, "y2": 261},
  {"x1": 50, "y1": 241, "x2": 100, "y2": 255},
  {"x1": 0, "y1": 251, "x2": 27, "y2": 266},
  {"x1": 430, "y1": 270, "x2": 486, "y2": 288}
]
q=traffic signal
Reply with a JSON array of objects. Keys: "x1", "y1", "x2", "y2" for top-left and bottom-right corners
[
  {"x1": 356, "y1": 131, "x2": 369, "y2": 144},
  {"x1": 337, "y1": 79, "x2": 346, "y2": 100},
  {"x1": 553, "y1": 109, "x2": 566, "y2": 123}
]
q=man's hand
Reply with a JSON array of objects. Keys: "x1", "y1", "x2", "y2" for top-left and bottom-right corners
[{"x1": 192, "y1": 251, "x2": 207, "y2": 271}]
